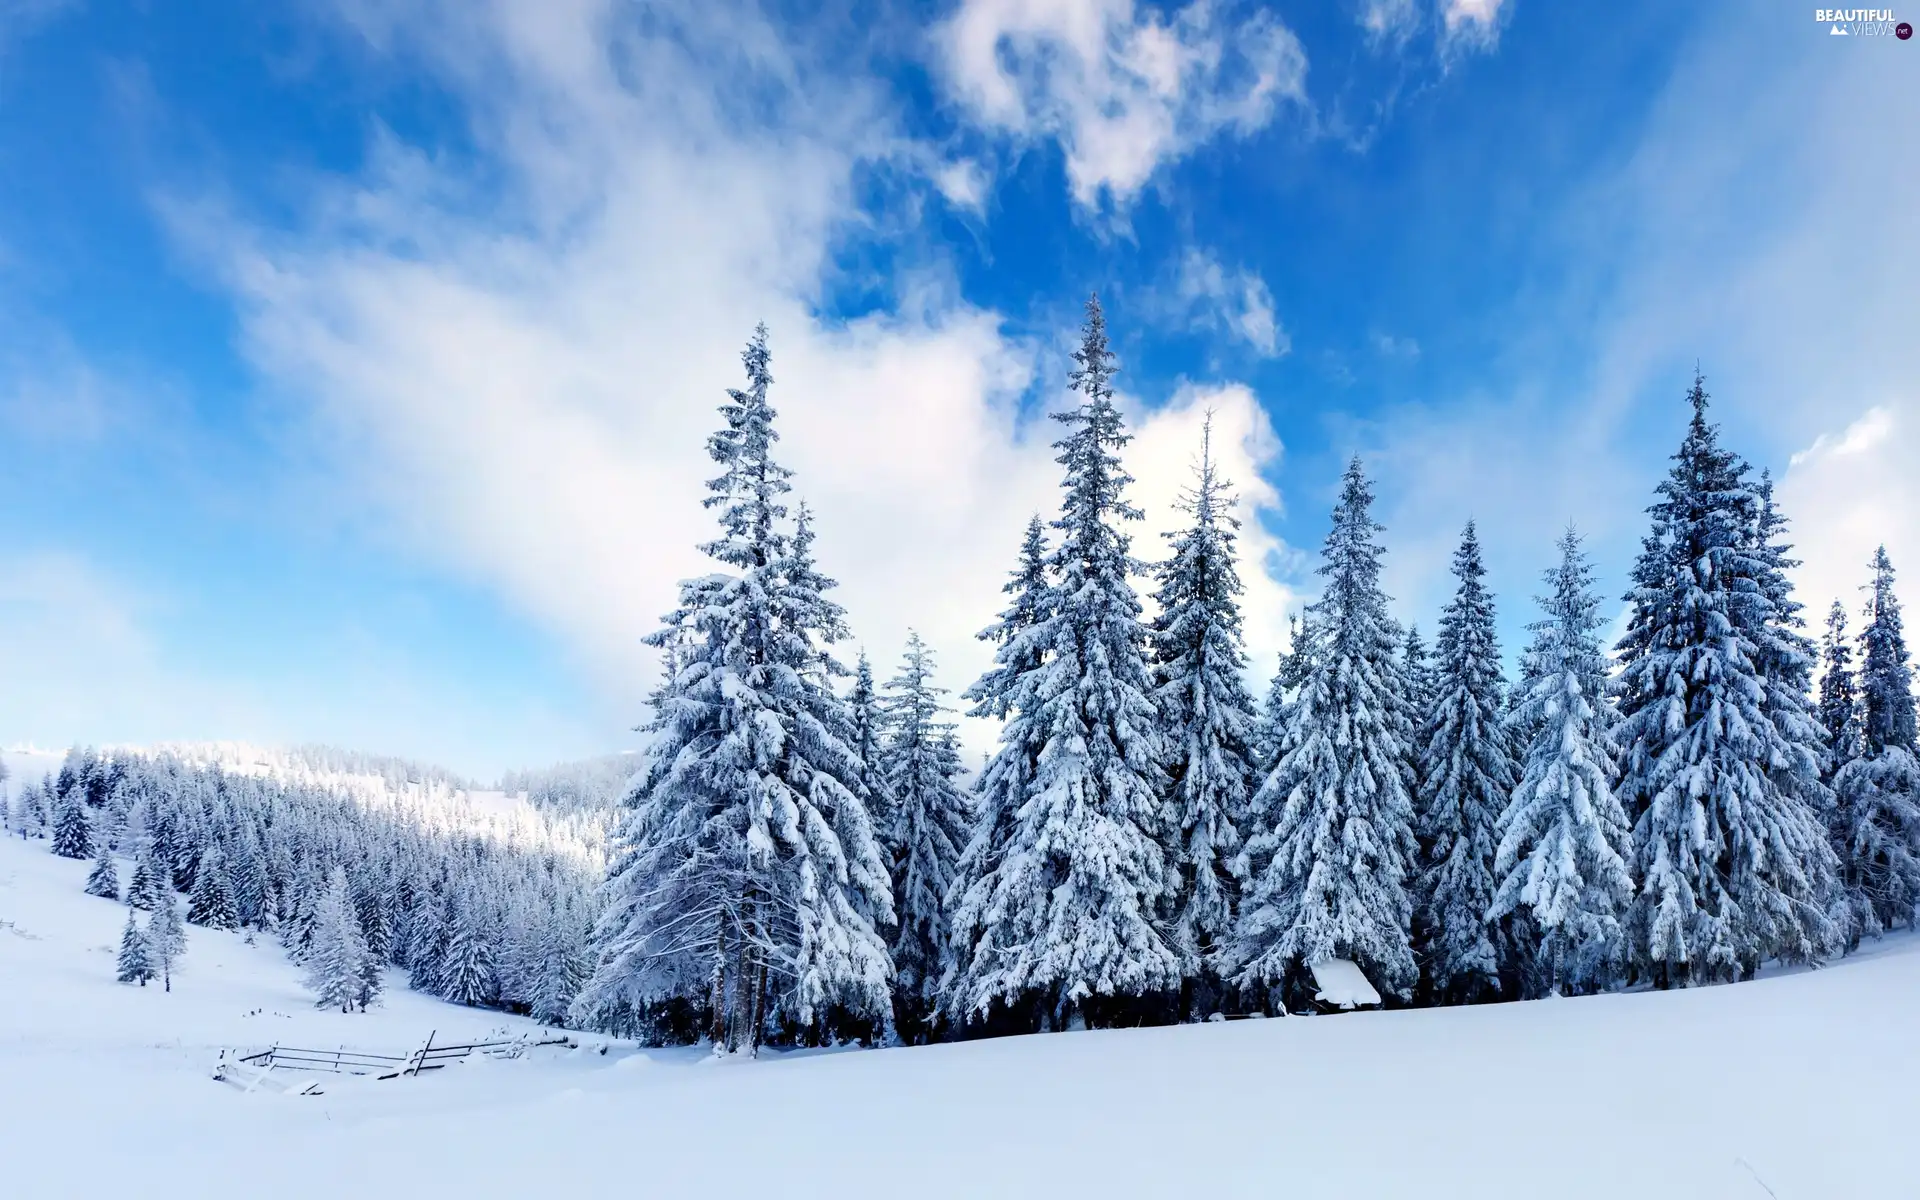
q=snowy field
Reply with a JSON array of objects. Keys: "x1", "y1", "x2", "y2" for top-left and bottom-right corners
[{"x1": 2, "y1": 832, "x2": 1914, "y2": 1199}]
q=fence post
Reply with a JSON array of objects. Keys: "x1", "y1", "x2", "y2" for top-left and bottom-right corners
[{"x1": 408, "y1": 1029, "x2": 436, "y2": 1077}]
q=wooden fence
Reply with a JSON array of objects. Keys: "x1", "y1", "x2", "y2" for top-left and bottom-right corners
[{"x1": 218, "y1": 1030, "x2": 572, "y2": 1090}]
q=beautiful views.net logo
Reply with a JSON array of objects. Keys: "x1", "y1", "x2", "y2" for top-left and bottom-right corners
[{"x1": 1815, "y1": 8, "x2": 1911, "y2": 35}]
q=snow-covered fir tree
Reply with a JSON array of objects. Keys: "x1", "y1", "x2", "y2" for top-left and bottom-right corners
[
  {"x1": 355, "y1": 871, "x2": 394, "y2": 964},
  {"x1": 943, "y1": 515, "x2": 1054, "y2": 1029},
  {"x1": 527, "y1": 908, "x2": 589, "y2": 1027},
  {"x1": 1414, "y1": 521, "x2": 1518, "y2": 1004},
  {"x1": 964, "y1": 515, "x2": 1052, "y2": 724},
  {"x1": 1818, "y1": 599, "x2": 1863, "y2": 780},
  {"x1": 1614, "y1": 375, "x2": 1838, "y2": 985},
  {"x1": 1401, "y1": 624, "x2": 1436, "y2": 733},
  {"x1": 879, "y1": 632, "x2": 973, "y2": 1041},
  {"x1": 848, "y1": 650, "x2": 895, "y2": 859},
  {"x1": 1490, "y1": 528, "x2": 1634, "y2": 997},
  {"x1": 1747, "y1": 472, "x2": 1842, "y2": 911},
  {"x1": 50, "y1": 783, "x2": 91, "y2": 859},
  {"x1": 1232, "y1": 457, "x2": 1420, "y2": 1005},
  {"x1": 306, "y1": 866, "x2": 377, "y2": 1012},
  {"x1": 187, "y1": 844, "x2": 239, "y2": 930},
  {"x1": 85, "y1": 845, "x2": 121, "y2": 900},
  {"x1": 116, "y1": 911, "x2": 155, "y2": 986},
  {"x1": 1831, "y1": 547, "x2": 1920, "y2": 938},
  {"x1": 440, "y1": 895, "x2": 497, "y2": 1008},
  {"x1": 945, "y1": 295, "x2": 1180, "y2": 1030},
  {"x1": 148, "y1": 893, "x2": 186, "y2": 992},
  {"x1": 1257, "y1": 614, "x2": 1318, "y2": 780},
  {"x1": 407, "y1": 893, "x2": 448, "y2": 994},
  {"x1": 573, "y1": 325, "x2": 892, "y2": 1053},
  {"x1": 1255, "y1": 625, "x2": 1292, "y2": 777},
  {"x1": 1147, "y1": 417, "x2": 1256, "y2": 1012},
  {"x1": 125, "y1": 842, "x2": 164, "y2": 911},
  {"x1": 7, "y1": 777, "x2": 47, "y2": 838}
]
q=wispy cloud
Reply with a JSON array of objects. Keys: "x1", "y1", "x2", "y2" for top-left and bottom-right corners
[
  {"x1": 1170, "y1": 248, "x2": 1289, "y2": 357},
  {"x1": 1371, "y1": 331, "x2": 1420, "y2": 358},
  {"x1": 1347, "y1": 11, "x2": 1919, "y2": 633}
]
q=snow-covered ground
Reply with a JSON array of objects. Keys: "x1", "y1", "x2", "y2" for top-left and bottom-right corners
[{"x1": 3, "y1": 831, "x2": 1914, "y2": 1199}]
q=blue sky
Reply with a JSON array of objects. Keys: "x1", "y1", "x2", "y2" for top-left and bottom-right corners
[{"x1": 2, "y1": 0, "x2": 1915, "y2": 778}]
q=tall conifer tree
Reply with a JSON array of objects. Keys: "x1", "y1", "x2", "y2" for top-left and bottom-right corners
[
  {"x1": 1615, "y1": 375, "x2": 1837, "y2": 985},
  {"x1": 1147, "y1": 417, "x2": 1255, "y2": 1010},
  {"x1": 575, "y1": 326, "x2": 892, "y2": 1054},
  {"x1": 1233, "y1": 458, "x2": 1419, "y2": 1003},
  {"x1": 1415, "y1": 521, "x2": 1518, "y2": 1004},
  {"x1": 1817, "y1": 600, "x2": 1862, "y2": 779},
  {"x1": 880, "y1": 633, "x2": 972, "y2": 1040},
  {"x1": 1831, "y1": 547, "x2": 1920, "y2": 937},
  {"x1": 946, "y1": 295, "x2": 1180, "y2": 1029},
  {"x1": 1491, "y1": 529, "x2": 1634, "y2": 996}
]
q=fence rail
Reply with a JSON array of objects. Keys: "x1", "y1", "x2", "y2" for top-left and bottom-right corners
[{"x1": 219, "y1": 1030, "x2": 573, "y2": 1087}]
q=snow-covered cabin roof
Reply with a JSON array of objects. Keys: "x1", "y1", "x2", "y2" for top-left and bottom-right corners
[{"x1": 1310, "y1": 958, "x2": 1383, "y2": 1010}]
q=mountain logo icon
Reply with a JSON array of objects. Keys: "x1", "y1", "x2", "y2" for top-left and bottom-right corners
[{"x1": 1831, "y1": 22, "x2": 1849, "y2": 33}]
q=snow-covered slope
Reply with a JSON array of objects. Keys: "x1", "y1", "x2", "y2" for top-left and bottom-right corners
[
  {"x1": 3, "y1": 832, "x2": 1914, "y2": 1199},
  {"x1": 1, "y1": 744, "x2": 63, "y2": 791}
]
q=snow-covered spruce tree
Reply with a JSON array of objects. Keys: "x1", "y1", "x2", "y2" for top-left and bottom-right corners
[
  {"x1": 440, "y1": 895, "x2": 498, "y2": 1008},
  {"x1": 85, "y1": 845, "x2": 121, "y2": 900},
  {"x1": 1414, "y1": 521, "x2": 1519, "y2": 1005},
  {"x1": 148, "y1": 893, "x2": 186, "y2": 992},
  {"x1": 847, "y1": 650, "x2": 897, "y2": 864},
  {"x1": 1232, "y1": 457, "x2": 1420, "y2": 1005},
  {"x1": 943, "y1": 515, "x2": 1054, "y2": 1031},
  {"x1": 1490, "y1": 528, "x2": 1634, "y2": 996},
  {"x1": 945, "y1": 295, "x2": 1180, "y2": 1030},
  {"x1": 879, "y1": 632, "x2": 973, "y2": 1041},
  {"x1": 1401, "y1": 624, "x2": 1436, "y2": 735},
  {"x1": 1255, "y1": 625, "x2": 1292, "y2": 777},
  {"x1": 964, "y1": 515, "x2": 1052, "y2": 725},
  {"x1": 355, "y1": 871, "x2": 394, "y2": 964},
  {"x1": 306, "y1": 866, "x2": 376, "y2": 1012},
  {"x1": 1747, "y1": 472, "x2": 1843, "y2": 903},
  {"x1": 573, "y1": 325, "x2": 892, "y2": 1054},
  {"x1": 1147, "y1": 417, "x2": 1256, "y2": 1013},
  {"x1": 406, "y1": 892, "x2": 448, "y2": 994},
  {"x1": 528, "y1": 908, "x2": 589, "y2": 1027},
  {"x1": 7, "y1": 777, "x2": 47, "y2": 838},
  {"x1": 116, "y1": 911, "x2": 155, "y2": 986},
  {"x1": 1615, "y1": 375, "x2": 1838, "y2": 985},
  {"x1": 50, "y1": 783, "x2": 91, "y2": 860},
  {"x1": 1818, "y1": 600, "x2": 1863, "y2": 780},
  {"x1": 186, "y1": 844, "x2": 239, "y2": 930},
  {"x1": 125, "y1": 842, "x2": 164, "y2": 911},
  {"x1": 1831, "y1": 547, "x2": 1920, "y2": 937},
  {"x1": 1257, "y1": 613, "x2": 1318, "y2": 781}
]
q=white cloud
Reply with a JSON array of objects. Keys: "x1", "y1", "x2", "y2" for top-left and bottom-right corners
[
  {"x1": 1441, "y1": 0, "x2": 1507, "y2": 50},
  {"x1": 935, "y1": 0, "x2": 1307, "y2": 208},
  {"x1": 1778, "y1": 404, "x2": 1917, "y2": 627},
  {"x1": 1124, "y1": 383, "x2": 1297, "y2": 673},
  {"x1": 1173, "y1": 249, "x2": 1289, "y2": 357},
  {"x1": 177, "y1": 0, "x2": 1294, "y2": 760},
  {"x1": 933, "y1": 158, "x2": 992, "y2": 214},
  {"x1": 1370, "y1": 331, "x2": 1419, "y2": 358},
  {"x1": 1359, "y1": 0, "x2": 1420, "y2": 46}
]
